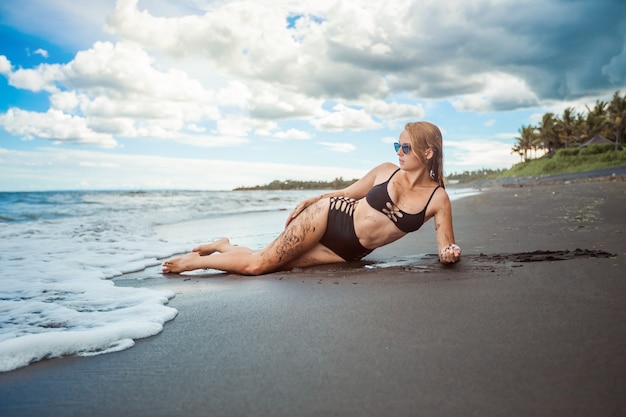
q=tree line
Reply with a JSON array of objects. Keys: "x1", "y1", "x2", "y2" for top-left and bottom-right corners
[
  {"x1": 512, "y1": 90, "x2": 626, "y2": 162},
  {"x1": 234, "y1": 177, "x2": 358, "y2": 191},
  {"x1": 446, "y1": 168, "x2": 507, "y2": 184}
]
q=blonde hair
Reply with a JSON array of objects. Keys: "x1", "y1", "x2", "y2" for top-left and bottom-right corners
[{"x1": 404, "y1": 121, "x2": 445, "y2": 187}]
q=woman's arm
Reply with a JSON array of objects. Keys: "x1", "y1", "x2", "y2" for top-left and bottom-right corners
[
  {"x1": 285, "y1": 162, "x2": 397, "y2": 227},
  {"x1": 432, "y1": 190, "x2": 461, "y2": 264}
]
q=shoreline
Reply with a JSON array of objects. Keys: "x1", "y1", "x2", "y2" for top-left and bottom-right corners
[
  {"x1": 456, "y1": 164, "x2": 626, "y2": 190},
  {"x1": 1, "y1": 177, "x2": 625, "y2": 416}
]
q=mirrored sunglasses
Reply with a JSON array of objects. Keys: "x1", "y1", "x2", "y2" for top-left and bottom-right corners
[{"x1": 394, "y1": 142, "x2": 412, "y2": 155}]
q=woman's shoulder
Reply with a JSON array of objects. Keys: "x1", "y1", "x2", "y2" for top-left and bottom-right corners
[
  {"x1": 372, "y1": 162, "x2": 399, "y2": 178},
  {"x1": 373, "y1": 162, "x2": 398, "y2": 170},
  {"x1": 431, "y1": 186, "x2": 451, "y2": 209}
]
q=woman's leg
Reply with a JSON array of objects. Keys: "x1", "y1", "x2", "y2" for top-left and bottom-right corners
[
  {"x1": 192, "y1": 237, "x2": 247, "y2": 256},
  {"x1": 162, "y1": 199, "x2": 336, "y2": 275},
  {"x1": 280, "y1": 243, "x2": 346, "y2": 270},
  {"x1": 161, "y1": 238, "x2": 255, "y2": 273}
]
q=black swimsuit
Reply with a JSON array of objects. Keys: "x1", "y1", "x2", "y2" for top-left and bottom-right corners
[
  {"x1": 319, "y1": 169, "x2": 440, "y2": 261},
  {"x1": 319, "y1": 197, "x2": 373, "y2": 262},
  {"x1": 366, "y1": 169, "x2": 440, "y2": 233}
]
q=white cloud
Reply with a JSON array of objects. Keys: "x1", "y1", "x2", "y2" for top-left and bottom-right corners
[
  {"x1": 102, "y1": 0, "x2": 617, "y2": 122},
  {"x1": 8, "y1": 64, "x2": 63, "y2": 93},
  {"x1": 50, "y1": 91, "x2": 80, "y2": 112},
  {"x1": 2, "y1": 41, "x2": 226, "y2": 145},
  {"x1": 0, "y1": 109, "x2": 117, "y2": 148},
  {"x1": 311, "y1": 104, "x2": 381, "y2": 132},
  {"x1": 186, "y1": 124, "x2": 206, "y2": 133},
  {"x1": 0, "y1": 56, "x2": 12, "y2": 74},
  {"x1": 444, "y1": 138, "x2": 520, "y2": 173},
  {"x1": 317, "y1": 142, "x2": 356, "y2": 153},
  {"x1": 106, "y1": 0, "x2": 393, "y2": 99},
  {"x1": 215, "y1": 81, "x2": 252, "y2": 108},
  {"x1": 34, "y1": 48, "x2": 49, "y2": 58},
  {"x1": 451, "y1": 72, "x2": 539, "y2": 112},
  {"x1": 245, "y1": 85, "x2": 323, "y2": 119},
  {"x1": 273, "y1": 128, "x2": 312, "y2": 140},
  {"x1": 216, "y1": 117, "x2": 254, "y2": 137},
  {"x1": 363, "y1": 99, "x2": 425, "y2": 121},
  {"x1": 65, "y1": 42, "x2": 208, "y2": 102}
]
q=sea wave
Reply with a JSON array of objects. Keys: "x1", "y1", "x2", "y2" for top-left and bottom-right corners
[{"x1": 0, "y1": 189, "x2": 319, "y2": 372}]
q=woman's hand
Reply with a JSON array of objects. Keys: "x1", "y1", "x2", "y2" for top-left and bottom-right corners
[
  {"x1": 285, "y1": 197, "x2": 316, "y2": 227},
  {"x1": 440, "y1": 243, "x2": 461, "y2": 264}
]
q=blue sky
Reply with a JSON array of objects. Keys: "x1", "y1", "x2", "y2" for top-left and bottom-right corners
[{"x1": 1, "y1": 0, "x2": 625, "y2": 191}]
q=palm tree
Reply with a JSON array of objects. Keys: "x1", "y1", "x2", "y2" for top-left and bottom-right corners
[
  {"x1": 512, "y1": 125, "x2": 539, "y2": 162},
  {"x1": 513, "y1": 126, "x2": 527, "y2": 162},
  {"x1": 556, "y1": 107, "x2": 577, "y2": 148},
  {"x1": 606, "y1": 91, "x2": 626, "y2": 150},
  {"x1": 576, "y1": 112, "x2": 590, "y2": 142},
  {"x1": 525, "y1": 125, "x2": 538, "y2": 159},
  {"x1": 583, "y1": 100, "x2": 608, "y2": 141},
  {"x1": 538, "y1": 113, "x2": 558, "y2": 155},
  {"x1": 511, "y1": 135, "x2": 524, "y2": 162},
  {"x1": 511, "y1": 90, "x2": 625, "y2": 160}
]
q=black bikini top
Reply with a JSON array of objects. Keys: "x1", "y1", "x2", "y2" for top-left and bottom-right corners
[{"x1": 365, "y1": 169, "x2": 440, "y2": 233}]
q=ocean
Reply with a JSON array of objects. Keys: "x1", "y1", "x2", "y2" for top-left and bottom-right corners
[{"x1": 0, "y1": 187, "x2": 478, "y2": 372}]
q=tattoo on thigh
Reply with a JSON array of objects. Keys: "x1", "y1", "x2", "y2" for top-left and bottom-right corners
[{"x1": 273, "y1": 202, "x2": 322, "y2": 262}]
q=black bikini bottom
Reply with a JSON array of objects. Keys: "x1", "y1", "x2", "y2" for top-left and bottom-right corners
[{"x1": 319, "y1": 197, "x2": 373, "y2": 262}]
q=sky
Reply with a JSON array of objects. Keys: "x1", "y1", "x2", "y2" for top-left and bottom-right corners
[{"x1": 1, "y1": 0, "x2": 625, "y2": 191}]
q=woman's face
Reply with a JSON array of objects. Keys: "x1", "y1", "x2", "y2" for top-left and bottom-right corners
[{"x1": 397, "y1": 130, "x2": 418, "y2": 168}]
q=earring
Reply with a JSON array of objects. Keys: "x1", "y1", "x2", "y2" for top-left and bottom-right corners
[{"x1": 430, "y1": 169, "x2": 435, "y2": 180}]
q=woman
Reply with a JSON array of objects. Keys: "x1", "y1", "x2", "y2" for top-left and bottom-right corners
[{"x1": 162, "y1": 121, "x2": 461, "y2": 275}]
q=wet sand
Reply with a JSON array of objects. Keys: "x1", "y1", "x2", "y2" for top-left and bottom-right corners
[{"x1": 1, "y1": 178, "x2": 625, "y2": 417}]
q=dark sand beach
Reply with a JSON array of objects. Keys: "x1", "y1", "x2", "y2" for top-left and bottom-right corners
[{"x1": 1, "y1": 175, "x2": 625, "y2": 417}]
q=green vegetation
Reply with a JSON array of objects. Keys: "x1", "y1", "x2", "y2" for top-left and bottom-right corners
[
  {"x1": 512, "y1": 90, "x2": 625, "y2": 159},
  {"x1": 503, "y1": 144, "x2": 626, "y2": 178},
  {"x1": 451, "y1": 145, "x2": 626, "y2": 184},
  {"x1": 446, "y1": 168, "x2": 507, "y2": 184},
  {"x1": 234, "y1": 177, "x2": 358, "y2": 191},
  {"x1": 503, "y1": 89, "x2": 626, "y2": 180}
]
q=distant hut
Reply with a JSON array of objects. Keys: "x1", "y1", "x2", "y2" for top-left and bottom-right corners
[{"x1": 579, "y1": 135, "x2": 614, "y2": 148}]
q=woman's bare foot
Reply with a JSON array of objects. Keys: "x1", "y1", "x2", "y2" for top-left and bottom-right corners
[
  {"x1": 162, "y1": 252, "x2": 204, "y2": 274},
  {"x1": 192, "y1": 238, "x2": 232, "y2": 256}
]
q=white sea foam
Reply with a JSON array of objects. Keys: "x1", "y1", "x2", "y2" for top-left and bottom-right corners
[{"x1": 0, "y1": 190, "x2": 316, "y2": 372}]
